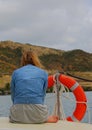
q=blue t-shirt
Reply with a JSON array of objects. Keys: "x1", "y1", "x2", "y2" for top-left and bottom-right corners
[{"x1": 10, "y1": 64, "x2": 48, "y2": 105}]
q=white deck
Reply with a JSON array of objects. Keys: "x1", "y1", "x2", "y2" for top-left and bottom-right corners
[{"x1": 0, "y1": 117, "x2": 92, "y2": 130}]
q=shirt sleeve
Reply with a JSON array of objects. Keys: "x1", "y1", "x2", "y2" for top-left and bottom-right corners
[
  {"x1": 43, "y1": 72, "x2": 48, "y2": 95},
  {"x1": 10, "y1": 72, "x2": 15, "y2": 103}
]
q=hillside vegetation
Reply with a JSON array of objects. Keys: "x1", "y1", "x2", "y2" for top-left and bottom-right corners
[
  {"x1": 0, "y1": 40, "x2": 92, "y2": 91},
  {"x1": 0, "y1": 40, "x2": 64, "y2": 74},
  {"x1": 61, "y1": 50, "x2": 92, "y2": 71}
]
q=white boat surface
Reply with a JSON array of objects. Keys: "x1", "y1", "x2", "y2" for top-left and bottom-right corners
[{"x1": 0, "y1": 117, "x2": 92, "y2": 130}]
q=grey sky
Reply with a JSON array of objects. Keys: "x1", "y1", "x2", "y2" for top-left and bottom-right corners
[{"x1": 0, "y1": 0, "x2": 92, "y2": 53}]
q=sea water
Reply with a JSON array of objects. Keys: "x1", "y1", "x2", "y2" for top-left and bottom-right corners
[{"x1": 0, "y1": 91, "x2": 92, "y2": 123}]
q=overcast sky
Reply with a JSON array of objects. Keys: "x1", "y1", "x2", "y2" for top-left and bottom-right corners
[{"x1": 0, "y1": 0, "x2": 92, "y2": 53}]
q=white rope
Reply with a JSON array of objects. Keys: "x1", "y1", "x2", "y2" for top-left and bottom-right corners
[
  {"x1": 52, "y1": 82, "x2": 67, "y2": 120},
  {"x1": 49, "y1": 79, "x2": 91, "y2": 123},
  {"x1": 59, "y1": 82, "x2": 91, "y2": 124}
]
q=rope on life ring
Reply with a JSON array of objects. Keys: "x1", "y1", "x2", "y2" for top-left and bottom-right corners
[{"x1": 48, "y1": 74, "x2": 87, "y2": 122}]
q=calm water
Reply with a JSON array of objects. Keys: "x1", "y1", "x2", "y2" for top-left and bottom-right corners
[{"x1": 0, "y1": 91, "x2": 92, "y2": 123}]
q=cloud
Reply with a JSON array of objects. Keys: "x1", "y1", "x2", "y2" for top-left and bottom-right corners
[{"x1": 0, "y1": 0, "x2": 92, "y2": 53}]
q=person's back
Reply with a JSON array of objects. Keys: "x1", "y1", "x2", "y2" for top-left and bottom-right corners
[
  {"x1": 9, "y1": 50, "x2": 58, "y2": 123},
  {"x1": 11, "y1": 64, "x2": 48, "y2": 105}
]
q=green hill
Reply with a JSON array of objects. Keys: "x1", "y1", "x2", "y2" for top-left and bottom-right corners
[
  {"x1": 61, "y1": 49, "x2": 92, "y2": 72},
  {"x1": 0, "y1": 40, "x2": 92, "y2": 76},
  {"x1": 0, "y1": 40, "x2": 92, "y2": 91}
]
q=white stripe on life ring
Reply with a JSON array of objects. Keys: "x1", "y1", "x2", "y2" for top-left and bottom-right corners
[
  {"x1": 70, "y1": 82, "x2": 79, "y2": 91},
  {"x1": 71, "y1": 115, "x2": 79, "y2": 122}
]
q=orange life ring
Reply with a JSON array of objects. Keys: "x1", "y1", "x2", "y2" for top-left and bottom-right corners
[{"x1": 48, "y1": 74, "x2": 87, "y2": 122}]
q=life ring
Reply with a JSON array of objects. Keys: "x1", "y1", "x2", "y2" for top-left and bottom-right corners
[{"x1": 48, "y1": 74, "x2": 87, "y2": 122}]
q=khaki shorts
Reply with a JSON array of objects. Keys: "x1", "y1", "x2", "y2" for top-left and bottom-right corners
[{"x1": 9, "y1": 104, "x2": 49, "y2": 124}]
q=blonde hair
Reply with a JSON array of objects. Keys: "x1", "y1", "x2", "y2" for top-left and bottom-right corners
[{"x1": 21, "y1": 50, "x2": 42, "y2": 68}]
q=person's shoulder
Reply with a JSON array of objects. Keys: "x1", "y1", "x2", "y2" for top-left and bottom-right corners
[
  {"x1": 38, "y1": 67, "x2": 48, "y2": 76},
  {"x1": 12, "y1": 66, "x2": 24, "y2": 74}
]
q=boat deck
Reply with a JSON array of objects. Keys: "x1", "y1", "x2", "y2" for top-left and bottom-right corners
[{"x1": 0, "y1": 117, "x2": 92, "y2": 130}]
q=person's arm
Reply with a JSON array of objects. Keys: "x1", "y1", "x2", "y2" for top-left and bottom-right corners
[
  {"x1": 43, "y1": 72, "x2": 48, "y2": 95},
  {"x1": 10, "y1": 72, "x2": 15, "y2": 103}
]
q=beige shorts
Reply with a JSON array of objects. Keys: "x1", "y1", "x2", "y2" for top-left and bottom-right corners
[{"x1": 9, "y1": 104, "x2": 49, "y2": 124}]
